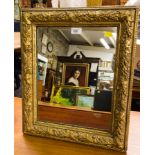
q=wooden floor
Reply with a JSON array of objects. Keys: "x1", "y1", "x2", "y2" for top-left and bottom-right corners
[{"x1": 14, "y1": 97, "x2": 140, "y2": 155}]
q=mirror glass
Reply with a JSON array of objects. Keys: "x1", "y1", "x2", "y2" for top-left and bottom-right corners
[{"x1": 37, "y1": 27, "x2": 117, "y2": 131}]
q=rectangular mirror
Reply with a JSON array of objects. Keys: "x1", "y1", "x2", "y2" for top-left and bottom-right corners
[
  {"x1": 21, "y1": 7, "x2": 139, "y2": 152},
  {"x1": 37, "y1": 26, "x2": 117, "y2": 131}
]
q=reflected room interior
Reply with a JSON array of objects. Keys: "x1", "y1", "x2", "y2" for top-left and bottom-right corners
[{"x1": 37, "y1": 27, "x2": 117, "y2": 131}]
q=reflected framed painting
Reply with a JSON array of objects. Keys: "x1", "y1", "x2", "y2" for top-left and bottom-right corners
[
  {"x1": 62, "y1": 63, "x2": 89, "y2": 87},
  {"x1": 50, "y1": 85, "x2": 91, "y2": 106},
  {"x1": 76, "y1": 95, "x2": 94, "y2": 108}
]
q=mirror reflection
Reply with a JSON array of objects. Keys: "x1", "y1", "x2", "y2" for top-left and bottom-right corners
[{"x1": 37, "y1": 27, "x2": 117, "y2": 130}]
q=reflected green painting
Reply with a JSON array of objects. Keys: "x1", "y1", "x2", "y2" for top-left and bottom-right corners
[
  {"x1": 50, "y1": 85, "x2": 90, "y2": 106},
  {"x1": 76, "y1": 95, "x2": 94, "y2": 108}
]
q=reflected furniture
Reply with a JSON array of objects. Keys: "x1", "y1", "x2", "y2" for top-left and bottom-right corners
[
  {"x1": 93, "y1": 90, "x2": 112, "y2": 112},
  {"x1": 38, "y1": 80, "x2": 43, "y2": 100},
  {"x1": 38, "y1": 102, "x2": 112, "y2": 130},
  {"x1": 57, "y1": 52, "x2": 100, "y2": 87}
]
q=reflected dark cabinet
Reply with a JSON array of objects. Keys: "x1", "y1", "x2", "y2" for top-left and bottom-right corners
[
  {"x1": 44, "y1": 68, "x2": 56, "y2": 101},
  {"x1": 88, "y1": 72, "x2": 98, "y2": 86},
  {"x1": 57, "y1": 52, "x2": 100, "y2": 87},
  {"x1": 93, "y1": 90, "x2": 112, "y2": 112}
]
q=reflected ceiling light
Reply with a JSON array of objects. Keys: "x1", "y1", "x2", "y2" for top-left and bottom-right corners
[
  {"x1": 100, "y1": 38, "x2": 110, "y2": 49},
  {"x1": 109, "y1": 37, "x2": 116, "y2": 47}
]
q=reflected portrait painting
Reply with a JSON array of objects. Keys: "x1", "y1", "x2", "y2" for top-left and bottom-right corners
[{"x1": 62, "y1": 63, "x2": 89, "y2": 87}]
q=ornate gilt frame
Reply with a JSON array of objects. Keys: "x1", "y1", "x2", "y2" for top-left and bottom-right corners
[{"x1": 21, "y1": 7, "x2": 139, "y2": 152}]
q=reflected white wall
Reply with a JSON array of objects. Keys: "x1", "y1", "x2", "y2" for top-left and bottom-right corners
[{"x1": 67, "y1": 45, "x2": 115, "y2": 61}]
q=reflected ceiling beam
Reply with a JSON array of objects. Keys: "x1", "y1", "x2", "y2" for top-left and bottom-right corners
[
  {"x1": 109, "y1": 37, "x2": 116, "y2": 47},
  {"x1": 80, "y1": 32, "x2": 93, "y2": 46},
  {"x1": 59, "y1": 30, "x2": 70, "y2": 42}
]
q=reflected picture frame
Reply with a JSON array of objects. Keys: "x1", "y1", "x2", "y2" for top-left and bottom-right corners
[
  {"x1": 50, "y1": 85, "x2": 91, "y2": 106},
  {"x1": 62, "y1": 63, "x2": 89, "y2": 87},
  {"x1": 37, "y1": 53, "x2": 48, "y2": 85},
  {"x1": 76, "y1": 94, "x2": 94, "y2": 108},
  {"x1": 21, "y1": 7, "x2": 139, "y2": 152}
]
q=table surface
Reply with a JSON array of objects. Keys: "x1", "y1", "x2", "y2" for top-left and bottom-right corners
[{"x1": 14, "y1": 97, "x2": 140, "y2": 155}]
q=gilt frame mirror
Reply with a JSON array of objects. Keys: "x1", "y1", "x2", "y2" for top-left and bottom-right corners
[{"x1": 21, "y1": 7, "x2": 138, "y2": 152}]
